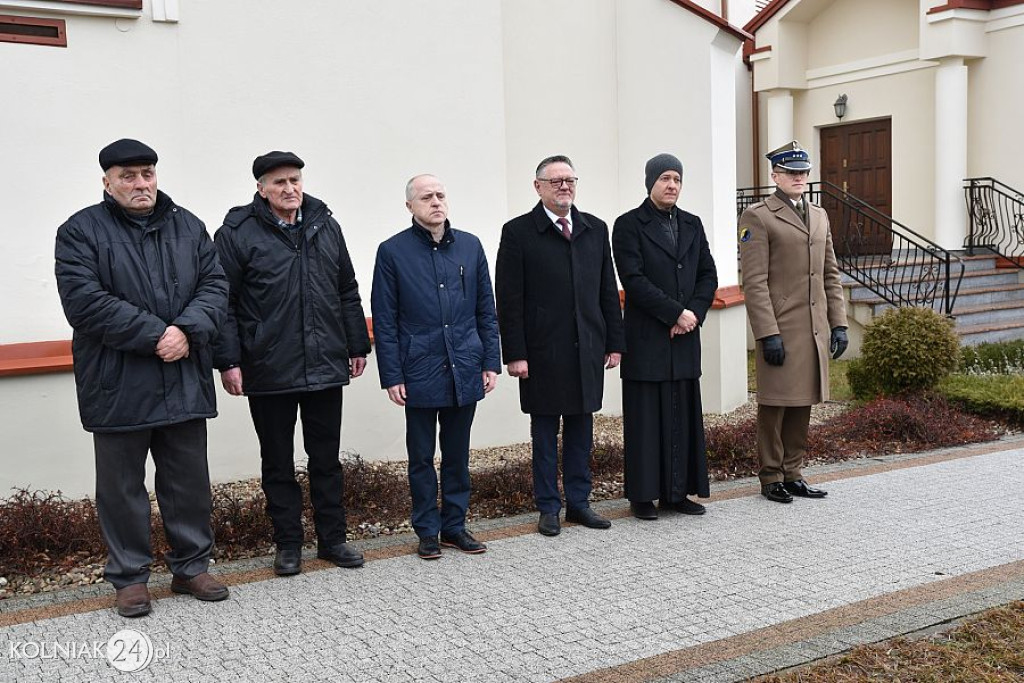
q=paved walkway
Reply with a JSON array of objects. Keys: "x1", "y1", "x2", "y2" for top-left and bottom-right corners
[{"x1": 1, "y1": 438, "x2": 1023, "y2": 682}]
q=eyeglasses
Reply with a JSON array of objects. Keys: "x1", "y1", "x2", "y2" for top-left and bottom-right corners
[
  {"x1": 538, "y1": 177, "x2": 579, "y2": 188},
  {"x1": 778, "y1": 170, "x2": 810, "y2": 177}
]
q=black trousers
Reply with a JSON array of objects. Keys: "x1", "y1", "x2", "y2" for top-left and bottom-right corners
[
  {"x1": 530, "y1": 413, "x2": 594, "y2": 514},
  {"x1": 94, "y1": 419, "x2": 214, "y2": 589},
  {"x1": 248, "y1": 388, "x2": 347, "y2": 548}
]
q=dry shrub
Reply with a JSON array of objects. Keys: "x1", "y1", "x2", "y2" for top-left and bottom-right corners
[
  {"x1": 705, "y1": 417, "x2": 760, "y2": 478},
  {"x1": 809, "y1": 394, "x2": 999, "y2": 457},
  {"x1": 0, "y1": 489, "x2": 104, "y2": 576},
  {"x1": 342, "y1": 454, "x2": 411, "y2": 527}
]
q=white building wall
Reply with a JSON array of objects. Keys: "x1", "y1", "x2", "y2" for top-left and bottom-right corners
[{"x1": 0, "y1": 0, "x2": 746, "y2": 496}]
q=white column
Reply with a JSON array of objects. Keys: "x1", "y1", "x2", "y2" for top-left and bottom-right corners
[
  {"x1": 700, "y1": 33, "x2": 748, "y2": 414},
  {"x1": 764, "y1": 89, "x2": 794, "y2": 177},
  {"x1": 934, "y1": 57, "x2": 969, "y2": 250}
]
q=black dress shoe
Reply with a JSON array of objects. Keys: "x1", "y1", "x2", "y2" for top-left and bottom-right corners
[
  {"x1": 538, "y1": 513, "x2": 561, "y2": 537},
  {"x1": 273, "y1": 547, "x2": 302, "y2": 576},
  {"x1": 316, "y1": 542, "x2": 365, "y2": 568},
  {"x1": 783, "y1": 479, "x2": 828, "y2": 498},
  {"x1": 417, "y1": 536, "x2": 442, "y2": 560},
  {"x1": 631, "y1": 501, "x2": 658, "y2": 520},
  {"x1": 672, "y1": 498, "x2": 706, "y2": 515},
  {"x1": 440, "y1": 530, "x2": 487, "y2": 554},
  {"x1": 761, "y1": 482, "x2": 794, "y2": 503},
  {"x1": 566, "y1": 507, "x2": 611, "y2": 529}
]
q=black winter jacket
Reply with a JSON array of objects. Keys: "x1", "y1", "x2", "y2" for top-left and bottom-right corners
[
  {"x1": 54, "y1": 191, "x2": 228, "y2": 433},
  {"x1": 213, "y1": 193, "x2": 371, "y2": 395}
]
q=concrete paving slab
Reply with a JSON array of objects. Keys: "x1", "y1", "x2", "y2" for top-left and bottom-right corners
[{"x1": 0, "y1": 443, "x2": 1022, "y2": 682}]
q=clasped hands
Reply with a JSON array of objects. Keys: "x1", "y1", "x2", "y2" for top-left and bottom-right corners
[
  {"x1": 156, "y1": 325, "x2": 189, "y2": 363},
  {"x1": 670, "y1": 309, "x2": 698, "y2": 338}
]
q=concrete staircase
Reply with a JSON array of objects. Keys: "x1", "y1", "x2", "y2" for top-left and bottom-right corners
[{"x1": 843, "y1": 253, "x2": 1024, "y2": 345}]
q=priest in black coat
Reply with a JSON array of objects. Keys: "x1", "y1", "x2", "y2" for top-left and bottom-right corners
[
  {"x1": 611, "y1": 154, "x2": 718, "y2": 520},
  {"x1": 495, "y1": 155, "x2": 626, "y2": 537}
]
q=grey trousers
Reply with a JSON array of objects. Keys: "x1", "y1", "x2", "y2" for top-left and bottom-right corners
[{"x1": 93, "y1": 419, "x2": 214, "y2": 588}]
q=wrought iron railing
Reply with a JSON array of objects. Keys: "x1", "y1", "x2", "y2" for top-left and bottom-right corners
[
  {"x1": 737, "y1": 182, "x2": 964, "y2": 315},
  {"x1": 964, "y1": 177, "x2": 1024, "y2": 267}
]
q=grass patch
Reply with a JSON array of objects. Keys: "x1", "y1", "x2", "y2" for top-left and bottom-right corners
[
  {"x1": 938, "y1": 373, "x2": 1024, "y2": 429},
  {"x1": 759, "y1": 600, "x2": 1024, "y2": 682}
]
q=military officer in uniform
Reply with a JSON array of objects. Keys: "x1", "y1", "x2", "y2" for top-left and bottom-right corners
[{"x1": 738, "y1": 141, "x2": 848, "y2": 504}]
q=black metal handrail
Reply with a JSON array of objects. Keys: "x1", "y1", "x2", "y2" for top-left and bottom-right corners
[
  {"x1": 737, "y1": 181, "x2": 964, "y2": 315},
  {"x1": 964, "y1": 177, "x2": 1024, "y2": 267}
]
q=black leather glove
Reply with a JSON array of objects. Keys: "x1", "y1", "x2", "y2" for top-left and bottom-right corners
[
  {"x1": 830, "y1": 326, "x2": 848, "y2": 359},
  {"x1": 761, "y1": 334, "x2": 785, "y2": 366}
]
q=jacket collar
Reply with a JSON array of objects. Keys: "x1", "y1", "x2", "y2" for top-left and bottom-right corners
[
  {"x1": 636, "y1": 198, "x2": 695, "y2": 257},
  {"x1": 766, "y1": 189, "x2": 808, "y2": 234},
  {"x1": 103, "y1": 189, "x2": 173, "y2": 230},
  {"x1": 530, "y1": 201, "x2": 591, "y2": 238},
  {"x1": 411, "y1": 219, "x2": 454, "y2": 247}
]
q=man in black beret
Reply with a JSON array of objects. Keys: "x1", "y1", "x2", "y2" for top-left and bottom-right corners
[
  {"x1": 55, "y1": 139, "x2": 230, "y2": 617},
  {"x1": 214, "y1": 152, "x2": 371, "y2": 576}
]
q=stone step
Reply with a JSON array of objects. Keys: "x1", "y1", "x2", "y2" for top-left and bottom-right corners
[
  {"x1": 838, "y1": 254, "x2": 995, "y2": 285},
  {"x1": 952, "y1": 300, "x2": 1024, "y2": 328},
  {"x1": 858, "y1": 284, "x2": 1024, "y2": 315},
  {"x1": 957, "y1": 319, "x2": 1024, "y2": 346},
  {"x1": 846, "y1": 268, "x2": 1021, "y2": 302}
]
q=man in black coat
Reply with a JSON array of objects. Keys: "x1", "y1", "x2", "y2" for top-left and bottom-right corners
[
  {"x1": 495, "y1": 155, "x2": 626, "y2": 537},
  {"x1": 55, "y1": 139, "x2": 230, "y2": 617},
  {"x1": 612, "y1": 154, "x2": 718, "y2": 521},
  {"x1": 214, "y1": 152, "x2": 371, "y2": 576}
]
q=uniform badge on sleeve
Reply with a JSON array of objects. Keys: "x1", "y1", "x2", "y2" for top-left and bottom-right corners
[{"x1": 738, "y1": 226, "x2": 752, "y2": 243}]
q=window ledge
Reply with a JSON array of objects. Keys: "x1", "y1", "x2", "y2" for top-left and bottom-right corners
[
  {"x1": 0, "y1": 340, "x2": 73, "y2": 378},
  {"x1": 0, "y1": 1, "x2": 141, "y2": 19}
]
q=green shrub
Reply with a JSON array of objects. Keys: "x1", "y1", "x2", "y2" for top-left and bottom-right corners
[
  {"x1": 960, "y1": 340, "x2": 1024, "y2": 375},
  {"x1": 846, "y1": 357, "x2": 881, "y2": 401},
  {"x1": 855, "y1": 307, "x2": 960, "y2": 398},
  {"x1": 938, "y1": 373, "x2": 1024, "y2": 428}
]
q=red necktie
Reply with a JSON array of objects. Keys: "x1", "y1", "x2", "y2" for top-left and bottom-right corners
[{"x1": 557, "y1": 217, "x2": 571, "y2": 241}]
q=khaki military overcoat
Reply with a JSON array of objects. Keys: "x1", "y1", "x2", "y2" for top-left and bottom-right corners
[{"x1": 738, "y1": 192, "x2": 847, "y2": 406}]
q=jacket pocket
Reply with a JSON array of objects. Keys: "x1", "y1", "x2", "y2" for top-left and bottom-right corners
[{"x1": 99, "y1": 347, "x2": 123, "y2": 391}]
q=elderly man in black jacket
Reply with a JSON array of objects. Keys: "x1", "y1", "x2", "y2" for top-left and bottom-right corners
[
  {"x1": 55, "y1": 139, "x2": 230, "y2": 618},
  {"x1": 612, "y1": 154, "x2": 718, "y2": 521},
  {"x1": 214, "y1": 152, "x2": 371, "y2": 577},
  {"x1": 495, "y1": 155, "x2": 626, "y2": 537}
]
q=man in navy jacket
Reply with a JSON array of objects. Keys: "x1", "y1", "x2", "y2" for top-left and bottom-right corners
[{"x1": 371, "y1": 174, "x2": 501, "y2": 560}]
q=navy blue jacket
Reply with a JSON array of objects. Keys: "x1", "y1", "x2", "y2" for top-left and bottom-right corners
[{"x1": 371, "y1": 222, "x2": 501, "y2": 408}]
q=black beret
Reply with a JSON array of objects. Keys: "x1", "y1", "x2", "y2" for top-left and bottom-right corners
[
  {"x1": 99, "y1": 139, "x2": 158, "y2": 171},
  {"x1": 252, "y1": 151, "x2": 304, "y2": 180}
]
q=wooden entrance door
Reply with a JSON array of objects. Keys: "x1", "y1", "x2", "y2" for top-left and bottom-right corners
[{"x1": 820, "y1": 119, "x2": 893, "y2": 256}]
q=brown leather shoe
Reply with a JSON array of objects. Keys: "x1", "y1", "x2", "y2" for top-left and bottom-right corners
[
  {"x1": 115, "y1": 583, "x2": 151, "y2": 618},
  {"x1": 170, "y1": 572, "x2": 229, "y2": 602}
]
